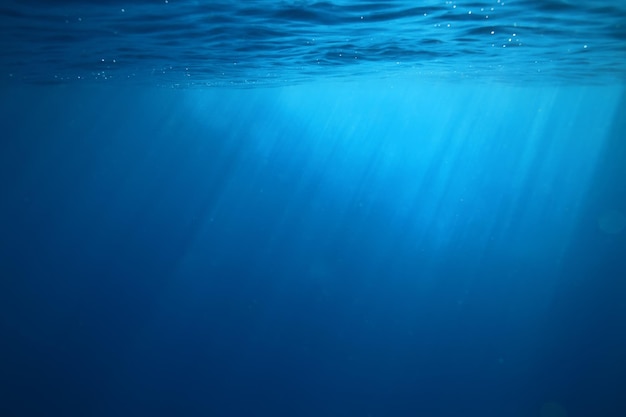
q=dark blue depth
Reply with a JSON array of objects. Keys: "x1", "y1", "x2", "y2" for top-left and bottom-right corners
[
  {"x1": 1, "y1": 1, "x2": 626, "y2": 417},
  {"x1": 1, "y1": 83, "x2": 625, "y2": 417}
]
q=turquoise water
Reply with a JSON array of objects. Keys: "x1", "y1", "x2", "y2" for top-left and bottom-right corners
[{"x1": 1, "y1": 2, "x2": 626, "y2": 417}]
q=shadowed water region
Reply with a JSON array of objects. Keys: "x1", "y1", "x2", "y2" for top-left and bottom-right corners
[{"x1": 1, "y1": 2, "x2": 626, "y2": 417}]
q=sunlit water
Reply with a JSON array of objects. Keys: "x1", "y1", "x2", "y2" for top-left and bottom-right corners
[
  {"x1": 1, "y1": 2, "x2": 626, "y2": 417},
  {"x1": 2, "y1": 0, "x2": 626, "y2": 86}
]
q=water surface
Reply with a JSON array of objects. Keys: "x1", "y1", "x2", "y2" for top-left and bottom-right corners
[{"x1": 2, "y1": 0, "x2": 625, "y2": 86}]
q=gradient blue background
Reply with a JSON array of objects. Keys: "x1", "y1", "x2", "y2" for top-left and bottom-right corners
[{"x1": 1, "y1": 82, "x2": 625, "y2": 417}]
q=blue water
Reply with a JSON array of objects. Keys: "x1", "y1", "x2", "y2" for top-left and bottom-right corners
[
  {"x1": 2, "y1": 0, "x2": 626, "y2": 86},
  {"x1": 1, "y1": 1, "x2": 626, "y2": 417}
]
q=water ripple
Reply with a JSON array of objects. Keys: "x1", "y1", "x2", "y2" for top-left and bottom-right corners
[{"x1": 1, "y1": 0, "x2": 625, "y2": 87}]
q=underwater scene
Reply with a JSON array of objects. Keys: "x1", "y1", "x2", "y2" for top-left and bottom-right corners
[{"x1": 1, "y1": 1, "x2": 625, "y2": 417}]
